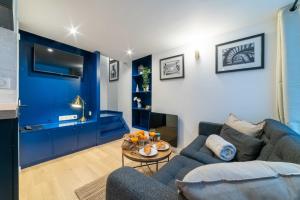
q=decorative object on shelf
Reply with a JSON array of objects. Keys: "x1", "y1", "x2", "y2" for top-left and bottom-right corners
[
  {"x1": 70, "y1": 95, "x2": 86, "y2": 122},
  {"x1": 160, "y1": 54, "x2": 184, "y2": 80},
  {"x1": 135, "y1": 84, "x2": 139, "y2": 92},
  {"x1": 133, "y1": 97, "x2": 142, "y2": 108},
  {"x1": 109, "y1": 60, "x2": 119, "y2": 81},
  {"x1": 138, "y1": 65, "x2": 144, "y2": 75},
  {"x1": 216, "y1": 33, "x2": 265, "y2": 74},
  {"x1": 141, "y1": 67, "x2": 151, "y2": 91},
  {"x1": 145, "y1": 105, "x2": 151, "y2": 110}
]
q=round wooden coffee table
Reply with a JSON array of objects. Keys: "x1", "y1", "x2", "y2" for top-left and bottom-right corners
[{"x1": 122, "y1": 141, "x2": 172, "y2": 171}]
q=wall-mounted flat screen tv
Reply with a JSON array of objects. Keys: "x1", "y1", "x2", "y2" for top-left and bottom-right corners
[
  {"x1": 33, "y1": 44, "x2": 84, "y2": 78},
  {"x1": 149, "y1": 112, "x2": 178, "y2": 147}
]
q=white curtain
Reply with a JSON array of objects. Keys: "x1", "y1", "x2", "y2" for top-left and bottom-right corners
[{"x1": 277, "y1": 4, "x2": 300, "y2": 133}]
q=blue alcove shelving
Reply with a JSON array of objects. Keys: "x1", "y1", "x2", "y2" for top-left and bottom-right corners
[{"x1": 132, "y1": 55, "x2": 152, "y2": 130}]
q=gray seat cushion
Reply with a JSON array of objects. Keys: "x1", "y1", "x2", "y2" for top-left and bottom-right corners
[
  {"x1": 180, "y1": 135, "x2": 223, "y2": 164},
  {"x1": 152, "y1": 155, "x2": 203, "y2": 190}
]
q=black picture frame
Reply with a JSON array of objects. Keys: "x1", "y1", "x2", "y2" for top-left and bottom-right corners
[
  {"x1": 109, "y1": 60, "x2": 119, "y2": 81},
  {"x1": 216, "y1": 33, "x2": 265, "y2": 74},
  {"x1": 160, "y1": 54, "x2": 185, "y2": 80}
]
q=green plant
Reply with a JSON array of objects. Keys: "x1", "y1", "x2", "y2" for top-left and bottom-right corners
[{"x1": 142, "y1": 67, "x2": 151, "y2": 90}]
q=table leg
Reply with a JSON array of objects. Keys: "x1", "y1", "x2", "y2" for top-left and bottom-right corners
[
  {"x1": 168, "y1": 156, "x2": 170, "y2": 162},
  {"x1": 156, "y1": 161, "x2": 159, "y2": 171},
  {"x1": 122, "y1": 154, "x2": 124, "y2": 167}
]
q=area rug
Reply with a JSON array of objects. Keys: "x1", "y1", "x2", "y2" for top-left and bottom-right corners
[
  {"x1": 75, "y1": 175, "x2": 107, "y2": 200},
  {"x1": 75, "y1": 167, "x2": 153, "y2": 200}
]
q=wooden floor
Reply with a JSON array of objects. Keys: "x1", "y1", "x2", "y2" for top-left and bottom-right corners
[{"x1": 19, "y1": 140, "x2": 172, "y2": 200}]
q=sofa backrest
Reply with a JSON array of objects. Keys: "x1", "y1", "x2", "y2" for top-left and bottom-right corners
[
  {"x1": 267, "y1": 135, "x2": 300, "y2": 164},
  {"x1": 257, "y1": 119, "x2": 299, "y2": 163}
]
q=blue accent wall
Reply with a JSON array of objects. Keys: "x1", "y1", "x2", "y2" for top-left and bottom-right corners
[{"x1": 19, "y1": 31, "x2": 99, "y2": 126}]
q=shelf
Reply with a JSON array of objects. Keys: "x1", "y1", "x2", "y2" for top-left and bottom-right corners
[
  {"x1": 132, "y1": 74, "x2": 142, "y2": 78},
  {"x1": 132, "y1": 91, "x2": 151, "y2": 94},
  {"x1": 132, "y1": 107, "x2": 151, "y2": 112},
  {"x1": 132, "y1": 55, "x2": 152, "y2": 131},
  {"x1": 132, "y1": 125, "x2": 148, "y2": 131}
]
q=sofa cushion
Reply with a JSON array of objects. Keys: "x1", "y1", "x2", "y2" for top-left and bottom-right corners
[
  {"x1": 176, "y1": 161, "x2": 300, "y2": 200},
  {"x1": 152, "y1": 155, "x2": 203, "y2": 190},
  {"x1": 180, "y1": 135, "x2": 223, "y2": 164},
  {"x1": 257, "y1": 119, "x2": 297, "y2": 161},
  {"x1": 220, "y1": 125, "x2": 264, "y2": 161},
  {"x1": 225, "y1": 113, "x2": 265, "y2": 137},
  {"x1": 267, "y1": 135, "x2": 300, "y2": 164}
]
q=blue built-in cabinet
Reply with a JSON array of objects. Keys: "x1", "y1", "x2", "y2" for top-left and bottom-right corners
[
  {"x1": 19, "y1": 30, "x2": 99, "y2": 126},
  {"x1": 19, "y1": 31, "x2": 129, "y2": 168},
  {"x1": 132, "y1": 55, "x2": 152, "y2": 130},
  {"x1": 20, "y1": 121, "x2": 98, "y2": 168},
  {"x1": 99, "y1": 111, "x2": 130, "y2": 144},
  {"x1": 18, "y1": 31, "x2": 100, "y2": 168}
]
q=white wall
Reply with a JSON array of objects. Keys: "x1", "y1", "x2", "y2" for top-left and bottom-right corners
[
  {"x1": 100, "y1": 55, "x2": 119, "y2": 111},
  {"x1": 109, "y1": 20, "x2": 277, "y2": 148},
  {"x1": 0, "y1": 27, "x2": 18, "y2": 111},
  {"x1": 0, "y1": 0, "x2": 18, "y2": 112},
  {"x1": 100, "y1": 56, "x2": 133, "y2": 128},
  {"x1": 152, "y1": 20, "x2": 277, "y2": 147},
  {"x1": 117, "y1": 62, "x2": 132, "y2": 127},
  {"x1": 100, "y1": 55, "x2": 109, "y2": 110}
]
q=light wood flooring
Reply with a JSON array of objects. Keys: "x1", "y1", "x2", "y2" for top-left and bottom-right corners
[{"x1": 19, "y1": 139, "x2": 172, "y2": 200}]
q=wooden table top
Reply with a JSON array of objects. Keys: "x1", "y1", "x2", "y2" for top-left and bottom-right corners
[{"x1": 122, "y1": 142, "x2": 172, "y2": 163}]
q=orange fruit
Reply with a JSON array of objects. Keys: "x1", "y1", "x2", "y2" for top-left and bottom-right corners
[
  {"x1": 149, "y1": 132, "x2": 156, "y2": 137},
  {"x1": 130, "y1": 137, "x2": 138, "y2": 143}
]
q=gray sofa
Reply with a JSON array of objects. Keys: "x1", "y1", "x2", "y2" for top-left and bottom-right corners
[{"x1": 106, "y1": 119, "x2": 300, "y2": 200}]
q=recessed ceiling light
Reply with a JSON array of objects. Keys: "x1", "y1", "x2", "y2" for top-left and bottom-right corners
[
  {"x1": 69, "y1": 25, "x2": 79, "y2": 36},
  {"x1": 47, "y1": 48, "x2": 53, "y2": 52},
  {"x1": 126, "y1": 49, "x2": 133, "y2": 56}
]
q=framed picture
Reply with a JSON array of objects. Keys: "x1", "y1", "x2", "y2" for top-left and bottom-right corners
[
  {"x1": 160, "y1": 54, "x2": 184, "y2": 80},
  {"x1": 216, "y1": 33, "x2": 264, "y2": 74},
  {"x1": 109, "y1": 60, "x2": 119, "y2": 81}
]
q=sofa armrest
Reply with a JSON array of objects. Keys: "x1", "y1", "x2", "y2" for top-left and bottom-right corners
[
  {"x1": 199, "y1": 122, "x2": 223, "y2": 136},
  {"x1": 106, "y1": 167, "x2": 178, "y2": 200}
]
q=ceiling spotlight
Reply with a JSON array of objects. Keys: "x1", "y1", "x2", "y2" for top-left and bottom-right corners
[
  {"x1": 47, "y1": 48, "x2": 53, "y2": 52},
  {"x1": 69, "y1": 25, "x2": 79, "y2": 36},
  {"x1": 126, "y1": 49, "x2": 133, "y2": 56}
]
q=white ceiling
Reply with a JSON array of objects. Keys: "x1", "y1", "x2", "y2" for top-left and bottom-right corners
[{"x1": 19, "y1": 0, "x2": 291, "y2": 61}]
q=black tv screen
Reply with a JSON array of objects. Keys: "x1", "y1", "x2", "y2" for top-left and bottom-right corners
[
  {"x1": 33, "y1": 44, "x2": 84, "y2": 78},
  {"x1": 149, "y1": 112, "x2": 178, "y2": 147}
]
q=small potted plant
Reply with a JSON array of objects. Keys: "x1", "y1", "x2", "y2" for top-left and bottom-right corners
[
  {"x1": 133, "y1": 97, "x2": 142, "y2": 108},
  {"x1": 141, "y1": 68, "x2": 151, "y2": 92}
]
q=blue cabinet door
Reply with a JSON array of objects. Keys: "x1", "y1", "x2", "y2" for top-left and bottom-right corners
[
  {"x1": 20, "y1": 130, "x2": 52, "y2": 168},
  {"x1": 52, "y1": 126, "x2": 77, "y2": 157},
  {"x1": 0, "y1": 118, "x2": 18, "y2": 200},
  {"x1": 77, "y1": 123, "x2": 97, "y2": 150}
]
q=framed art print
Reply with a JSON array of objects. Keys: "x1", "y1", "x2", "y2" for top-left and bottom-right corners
[
  {"x1": 160, "y1": 54, "x2": 184, "y2": 80},
  {"x1": 109, "y1": 60, "x2": 119, "y2": 81},
  {"x1": 216, "y1": 33, "x2": 264, "y2": 74}
]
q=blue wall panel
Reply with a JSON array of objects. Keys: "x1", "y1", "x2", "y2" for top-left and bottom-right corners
[{"x1": 19, "y1": 31, "x2": 98, "y2": 126}]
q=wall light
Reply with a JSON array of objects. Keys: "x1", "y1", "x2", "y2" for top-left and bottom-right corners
[
  {"x1": 47, "y1": 48, "x2": 53, "y2": 53},
  {"x1": 195, "y1": 50, "x2": 200, "y2": 61}
]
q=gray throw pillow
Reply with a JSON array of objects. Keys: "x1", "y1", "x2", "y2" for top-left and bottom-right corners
[
  {"x1": 176, "y1": 161, "x2": 300, "y2": 200},
  {"x1": 220, "y1": 124, "x2": 264, "y2": 161}
]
